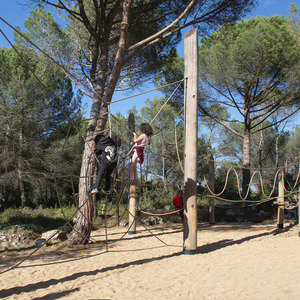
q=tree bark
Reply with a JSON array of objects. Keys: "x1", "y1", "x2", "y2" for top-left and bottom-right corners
[
  {"x1": 161, "y1": 132, "x2": 168, "y2": 192},
  {"x1": 18, "y1": 128, "x2": 26, "y2": 207},
  {"x1": 242, "y1": 125, "x2": 251, "y2": 203},
  {"x1": 43, "y1": 0, "x2": 256, "y2": 244},
  {"x1": 258, "y1": 129, "x2": 264, "y2": 194},
  {"x1": 69, "y1": 0, "x2": 133, "y2": 244}
]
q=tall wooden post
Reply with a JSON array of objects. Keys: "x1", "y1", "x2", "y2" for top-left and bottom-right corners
[
  {"x1": 128, "y1": 113, "x2": 137, "y2": 234},
  {"x1": 114, "y1": 166, "x2": 120, "y2": 226},
  {"x1": 128, "y1": 185, "x2": 137, "y2": 234},
  {"x1": 277, "y1": 155, "x2": 285, "y2": 228},
  {"x1": 209, "y1": 155, "x2": 215, "y2": 224},
  {"x1": 183, "y1": 28, "x2": 198, "y2": 255},
  {"x1": 298, "y1": 186, "x2": 300, "y2": 238}
]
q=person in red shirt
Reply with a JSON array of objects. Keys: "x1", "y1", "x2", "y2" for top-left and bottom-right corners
[{"x1": 173, "y1": 190, "x2": 184, "y2": 222}]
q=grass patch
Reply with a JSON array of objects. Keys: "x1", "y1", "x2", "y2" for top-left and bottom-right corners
[{"x1": 0, "y1": 206, "x2": 77, "y2": 232}]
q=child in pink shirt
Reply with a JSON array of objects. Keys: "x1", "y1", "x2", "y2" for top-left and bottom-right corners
[{"x1": 125, "y1": 123, "x2": 153, "y2": 184}]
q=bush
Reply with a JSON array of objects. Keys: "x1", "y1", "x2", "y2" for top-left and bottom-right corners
[
  {"x1": 138, "y1": 187, "x2": 175, "y2": 210},
  {"x1": 0, "y1": 206, "x2": 77, "y2": 231}
]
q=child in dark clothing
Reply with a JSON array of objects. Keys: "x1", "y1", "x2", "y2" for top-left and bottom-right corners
[
  {"x1": 88, "y1": 134, "x2": 117, "y2": 195},
  {"x1": 173, "y1": 190, "x2": 184, "y2": 222}
]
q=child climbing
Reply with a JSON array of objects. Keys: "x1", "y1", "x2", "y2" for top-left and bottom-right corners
[
  {"x1": 173, "y1": 190, "x2": 184, "y2": 222},
  {"x1": 125, "y1": 123, "x2": 153, "y2": 184},
  {"x1": 88, "y1": 134, "x2": 118, "y2": 195}
]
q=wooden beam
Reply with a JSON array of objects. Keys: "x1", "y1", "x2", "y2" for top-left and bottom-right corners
[
  {"x1": 128, "y1": 113, "x2": 137, "y2": 234},
  {"x1": 209, "y1": 155, "x2": 215, "y2": 224},
  {"x1": 183, "y1": 28, "x2": 198, "y2": 254},
  {"x1": 277, "y1": 155, "x2": 285, "y2": 229}
]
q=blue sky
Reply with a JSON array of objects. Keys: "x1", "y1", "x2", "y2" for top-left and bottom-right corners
[{"x1": 0, "y1": 0, "x2": 299, "y2": 117}]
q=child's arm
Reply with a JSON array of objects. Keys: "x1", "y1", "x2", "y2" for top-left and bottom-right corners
[
  {"x1": 94, "y1": 141, "x2": 103, "y2": 155},
  {"x1": 133, "y1": 132, "x2": 145, "y2": 143}
]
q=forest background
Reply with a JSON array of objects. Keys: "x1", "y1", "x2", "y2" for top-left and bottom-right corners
[{"x1": 0, "y1": 1, "x2": 299, "y2": 239}]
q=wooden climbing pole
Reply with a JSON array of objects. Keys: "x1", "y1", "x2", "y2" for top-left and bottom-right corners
[
  {"x1": 183, "y1": 28, "x2": 198, "y2": 254},
  {"x1": 128, "y1": 113, "x2": 137, "y2": 234},
  {"x1": 277, "y1": 155, "x2": 285, "y2": 229},
  {"x1": 209, "y1": 155, "x2": 215, "y2": 224}
]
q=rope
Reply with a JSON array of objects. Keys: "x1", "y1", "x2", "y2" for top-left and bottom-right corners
[
  {"x1": 203, "y1": 155, "x2": 300, "y2": 171},
  {"x1": 174, "y1": 109, "x2": 184, "y2": 173},
  {"x1": 150, "y1": 80, "x2": 184, "y2": 125},
  {"x1": 203, "y1": 167, "x2": 281, "y2": 201},
  {"x1": 0, "y1": 17, "x2": 109, "y2": 106},
  {"x1": 0, "y1": 29, "x2": 103, "y2": 169},
  {"x1": 284, "y1": 167, "x2": 300, "y2": 192},
  {"x1": 110, "y1": 79, "x2": 185, "y2": 105},
  {"x1": 54, "y1": 176, "x2": 97, "y2": 243},
  {"x1": 0, "y1": 191, "x2": 94, "y2": 275},
  {"x1": 1, "y1": 16, "x2": 300, "y2": 274},
  {"x1": 137, "y1": 208, "x2": 183, "y2": 217}
]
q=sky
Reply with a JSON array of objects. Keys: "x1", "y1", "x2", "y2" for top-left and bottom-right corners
[{"x1": 0, "y1": 0, "x2": 299, "y2": 118}]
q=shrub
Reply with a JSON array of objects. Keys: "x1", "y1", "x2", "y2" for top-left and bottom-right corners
[{"x1": 0, "y1": 206, "x2": 77, "y2": 231}]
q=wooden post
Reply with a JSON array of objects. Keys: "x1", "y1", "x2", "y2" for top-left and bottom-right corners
[
  {"x1": 209, "y1": 155, "x2": 215, "y2": 224},
  {"x1": 128, "y1": 185, "x2": 137, "y2": 234},
  {"x1": 183, "y1": 28, "x2": 198, "y2": 255},
  {"x1": 298, "y1": 185, "x2": 300, "y2": 238},
  {"x1": 298, "y1": 189, "x2": 300, "y2": 238},
  {"x1": 128, "y1": 113, "x2": 136, "y2": 234},
  {"x1": 298, "y1": 193, "x2": 300, "y2": 238},
  {"x1": 114, "y1": 166, "x2": 120, "y2": 226},
  {"x1": 277, "y1": 155, "x2": 285, "y2": 228}
]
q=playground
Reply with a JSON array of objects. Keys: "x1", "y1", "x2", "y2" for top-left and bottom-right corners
[
  {"x1": 1, "y1": 220, "x2": 300, "y2": 299},
  {"x1": 1, "y1": 2, "x2": 300, "y2": 299}
]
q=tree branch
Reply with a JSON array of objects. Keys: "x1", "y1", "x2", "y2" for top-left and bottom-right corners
[
  {"x1": 128, "y1": 0, "x2": 197, "y2": 52},
  {"x1": 199, "y1": 104, "x2": 244, "y2": 139}
]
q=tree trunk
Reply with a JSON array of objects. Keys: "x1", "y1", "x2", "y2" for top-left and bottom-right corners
[
  {"x1": 18, "y1": 171, "x2": 26, "y2": 208},
  {"x1": 275, "y1": 134, "x2": 280, "y2": 168},
  {"x1": 18, "y1": 128, "x2": 26, "y2": 207},
  {"x1": 69, "y1": 0, "x2": 133, "y2": 244},
  {"x1": 161, "y1": 132, "x2": 168, "y2": 192},
  {"x1": 242, "y1": 127, "x2": 251, "y2": 203},
  {"x1": 258, "y1": 129, "x2": 264, "y2": 194},
  {"x1": 68, "y1": 133, "x2": 97, "y2": 244}
]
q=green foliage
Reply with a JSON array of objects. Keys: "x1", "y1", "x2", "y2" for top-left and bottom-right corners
[
  {"x1": 0, "y1": 206, "x2": 77, "y2": 231},
  {"x1": 138, "y1": 186, "x2": 175, "y2": 210},
  {"x1": 153, "y1": 50, "x2": 185, "y2": 108},
  {"x1": 22, "y1": 3, "x2": 181, "y2": 94},
  {"x1": 197, "y1": 15, "x2": 300, "y2": 197},
  {"x1": 284, "y1": 126, "x2": 300, "y2": 188},
  {"x1": 288, "y1": 2, "x2": 300, "y2": 42},
  {"x1": 0, "y1": 45, "x2": 82, "y2": 208},
  {"x1": 214, "y1": 163, "x2": 241, "y2": 200},
  {"x1": 286, "y1": 125, "x2": 300, "y2": 162},
  {"x1": 141, "y1": 97, "x2": 185, "y2": 186},
  {"x1": 199, "y1": 15, "x2": 300, "y2": 113}
]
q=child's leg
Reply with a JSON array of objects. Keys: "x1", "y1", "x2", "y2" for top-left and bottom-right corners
[
  {"x1": 94, "y1": 163, "x2": 107, "y2": 189},
  {"x1": 179, "y1": 210, "x2": 184, "y2": 223},
  {"x1": 132, "y1": 160, "x2": 137, "y2": 179},
  {"x1": 128, "y1": 151, "x2": 138, "y2": 180},
  {"x1": 105, "y1": 161, "x2": 117, "y2": 191}
]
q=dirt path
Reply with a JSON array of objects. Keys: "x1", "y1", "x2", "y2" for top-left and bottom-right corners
[{"x1": 1, "y1": 221, "x2": 300, "y2": 300}]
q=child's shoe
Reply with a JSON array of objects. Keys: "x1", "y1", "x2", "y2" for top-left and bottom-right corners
[
  {"x1": 103, "y1": 189, "x2": 110, "y2": 195},
  {"x1": 124, "y1": 178, "x2": 132, "y2": 184},
  {"x1": 88, "y1": 188, "x2": 98, "y2": 195}
]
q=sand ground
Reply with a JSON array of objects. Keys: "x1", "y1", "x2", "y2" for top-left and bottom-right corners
[{"x1": 1, "y1": 220, "x2": 300, "y2": 300}]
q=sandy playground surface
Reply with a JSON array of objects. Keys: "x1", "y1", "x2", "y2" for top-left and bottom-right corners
[{"x1": 1, "y1": 220, "x2": 300, "y2": 300}]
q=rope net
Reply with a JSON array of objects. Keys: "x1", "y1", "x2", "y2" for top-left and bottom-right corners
[{"x1": 1, "y1": 17, "x2": 299, "y2": 275}]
